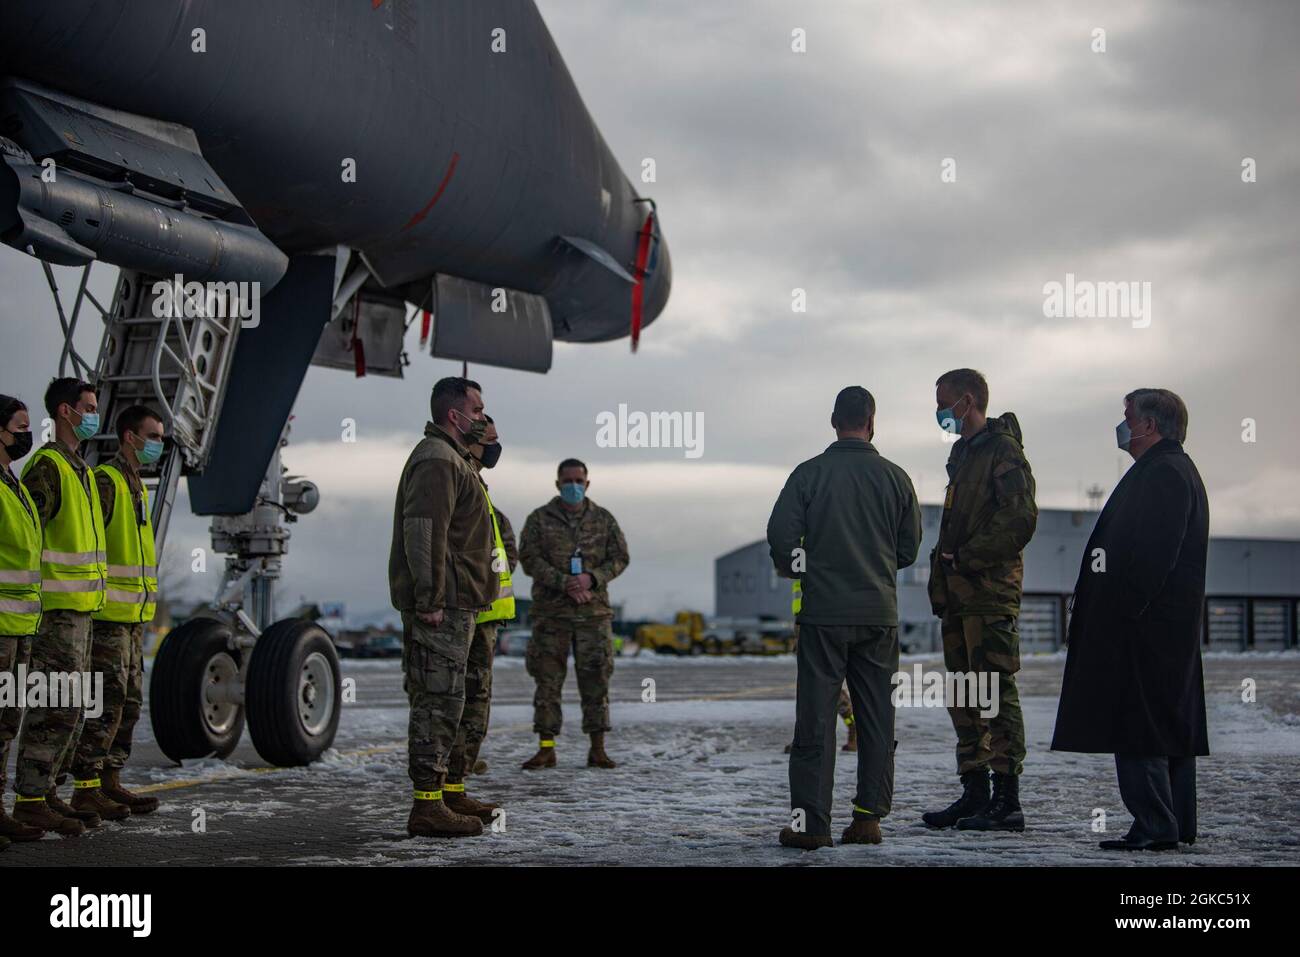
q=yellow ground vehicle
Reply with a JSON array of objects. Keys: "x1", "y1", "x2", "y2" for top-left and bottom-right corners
[
  {"x1": 636, "y1": 611, "x2": 707, "y2": 655},
  {"x1": 636, "y1": 611, "x2": 796, "y2": 656}
]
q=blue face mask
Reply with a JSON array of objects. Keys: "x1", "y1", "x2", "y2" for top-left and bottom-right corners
[
  {"x1": 936, "y1": 396, "x2": 967, "y2": 435},
  {"x1": 137, "y1": 438, "x2": 164, "y2": 465},
  {"x1": 559, "y1": 482, "x2": 586, "y2": 505},
  {"x1": 73, "y1": 410, "x2": 100, "y2": 441},
  {"x1": 1115, "y1": 419, "x2": 1152, "y2": 451}
]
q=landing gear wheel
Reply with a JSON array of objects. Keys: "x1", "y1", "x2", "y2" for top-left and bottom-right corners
[
  {"x1": 149, "y1": 617, "x2": 245, "y2": 763},
  {"x1": 245, "y1": 619, "x2": 341, "y2": 766}
]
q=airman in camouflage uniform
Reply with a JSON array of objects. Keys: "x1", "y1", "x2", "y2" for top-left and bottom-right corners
[
  {"x1": 67, "y1": 427, "x2": 163, "y2": 816},
  {"x1": 0, "y1": 394, "x2": 46, "y2": 846},
  {"x1": 924, "y1": 369, "x2": 1037, "y2": 833},
  {"x1": 519, "y1": 458, "x2": 629, "y2": 770},
  {"x1": 389, "y1": 378, "x2": 498, "y2": 838},
  {"x1": 13, "y1": 379, "x2": 111, "y2": 836},
  {"x1": 444, "y1": 417, "x2": 517, "y2": 810}
]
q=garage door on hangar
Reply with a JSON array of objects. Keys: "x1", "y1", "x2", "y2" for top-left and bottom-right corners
[{"x1": 1020, "y1": 595, "x2": 1062, "y2": 652}]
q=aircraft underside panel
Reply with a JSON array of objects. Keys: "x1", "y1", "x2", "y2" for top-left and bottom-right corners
[{"x1": 430, "y1": 274, "x2": 553, "y2": 374}]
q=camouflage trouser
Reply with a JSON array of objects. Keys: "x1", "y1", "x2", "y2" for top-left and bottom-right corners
[
  {"x1": 526, "y1": 616, "x2": 614, "y2": 736},
  {"x1": 69, "y1": 621, "x2": 144, "y2": 779},
  {"x1": 940, "y1": 614, "x2": 1025, "y2": 777},
  {"x1": 14, "y1": 609, "x2": 92, "y2": 797},
  {"x1": 0, "y1": 635, "x2": 33, "y2": 794},
  {"x1": 446, "y1": 621, "x2": 498, "y2": 783},
  {"x1": 401, "y1": 608, "x2": 476, "y2": 792}
]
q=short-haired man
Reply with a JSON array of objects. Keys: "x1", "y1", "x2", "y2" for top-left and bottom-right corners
[
  {"x1": 519, "y1": 458, "x2": 629, "y2": 770},
  {"x1": 1053, "y1": 389, "x2": 1208, "y2": 851},
  {"x1": 923, "y1": 368, "x2": 1037, "y2": 832},
  {"x1": 768, "y1": 386, "x2": 922, "y2": 849},
  {"x1": 13, "y1": 378, "x2": 109, "y2": 835},
  {"x1": 389, "y1": 377, "x2": 499, "y2": 838},
  {"x1": 68, "y1": 404, "x2": 166, "y2": 816},
  {"x1": 442, "y1": 415, "x2": 517, "y2": 815}
]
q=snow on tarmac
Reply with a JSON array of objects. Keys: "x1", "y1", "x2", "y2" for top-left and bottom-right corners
[{"x1": 7, "y1": 655, "x2": 1295, "y2": 867}]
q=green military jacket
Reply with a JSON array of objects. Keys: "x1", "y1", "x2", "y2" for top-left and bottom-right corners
[
  {"x1": 928, "y1": 413, "x2": 1038, "y2": 618},
  {"x1": 519, "y1": 496, "x2": 629, "y2": 621},
  {"x1": 389, "y1": 423, "x2": 498, "y2": 614}
]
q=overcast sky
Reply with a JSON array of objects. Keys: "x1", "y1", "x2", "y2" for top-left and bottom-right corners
[{"x1": 1, "y1": 0, "x2": 1297, "y2": 623}]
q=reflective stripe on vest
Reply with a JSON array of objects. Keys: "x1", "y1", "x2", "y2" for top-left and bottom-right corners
[
  {"x1": 22, "y1": 449, "x2": 106, "y2": 613},
  {"x1": 0, "y1": 475, "x2": 43, "y2": 635},
  {"x1": 476, "y1": 490, "x2": 515, "y2": 624},
  {"x1": 93, "y1": 464, "x2": 158, "y2": 624}
]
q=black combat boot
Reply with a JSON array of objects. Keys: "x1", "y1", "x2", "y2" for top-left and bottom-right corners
[
  {"x1": 922, "y1": 769, "x2": 990, "y2": 829},
  {"x1": 956, "y1": 771, "x2": 1024, "y2": 831}
]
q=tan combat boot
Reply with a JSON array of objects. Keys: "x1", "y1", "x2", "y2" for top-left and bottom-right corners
[
  {"x1": 101, "y1": 768, "x2": 160, "y2": 815},
  {"x1": 587, "y1": 732, "x2": 616, "y2": 769},
  {"x1": 69, "y1": 779, "x2": 131, "y2": 822},
  {"x1": 47, "y1": 787, "x2": 102, "y2": 827},
  {"x1": 841, "y1": 814, "x2": 883, "y2": 845},
  {"x1": 842, "y1": 719, "x2": 858, "y2": 753},
  {"x1": 13, "y1": 796, "x2": 84, "y2": 836},
  {"x1": 0, "y1": 805, "x2": 45, "y2": 842},
  {"x1": 521, "y1": 739, "x2": 557, "y2": 770},
  {"x1": 407, "y1": 793, "x2": 483, "y2": 838},
  {"x1": 471, "y1": 759, "x2": 489, "y2": 775},
  {"x1": 442, "y1": 784, "x2": 500, "y2": 823}
]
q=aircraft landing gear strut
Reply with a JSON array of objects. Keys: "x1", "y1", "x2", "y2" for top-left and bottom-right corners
[{"x1": 150, "y1": 420, "x2": 341, "y2": 767}]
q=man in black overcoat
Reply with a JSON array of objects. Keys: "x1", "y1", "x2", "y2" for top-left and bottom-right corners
[{"x1": 1052, "y1": 388, "x2": 1209, "y2": 851}]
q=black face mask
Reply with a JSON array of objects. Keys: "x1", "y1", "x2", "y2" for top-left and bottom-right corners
[
  {"x1": 3, "y1": 430, "x2": 33, "y2": 459},
  {"x1": 477, "y1": 442, "x2": 503, "y2": 469}
]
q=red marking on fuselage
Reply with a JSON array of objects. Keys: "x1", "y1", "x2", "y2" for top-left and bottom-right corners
[
  {"x1": 372, "y1": 0, "x2": 384, "y2": 10},
  {"x1": 402, "y1": 152, "x2": 460, "y2": 231},
  {"x1": 629, "y1": 211, "x2": 656, "y2": 353}
]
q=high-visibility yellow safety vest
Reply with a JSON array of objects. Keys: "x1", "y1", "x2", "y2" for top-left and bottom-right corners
[
  {"x1": 477, "y1": 488, "x2": 515, "y2": 624},
  {"x1": 0, "y1": 473, "x2": 42, "y2": 635},
  {"x1": 791, "y1": 578, "x2": 802, "y2": 616},
  {"x1": 22, "y1": 448, "x2": 106, "y2": 613},
  {"x1": 93, "y1": 463, "x2": 158, "y2": 624}
]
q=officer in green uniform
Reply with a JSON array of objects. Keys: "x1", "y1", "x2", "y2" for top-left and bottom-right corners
[
  {"x1": 68, "y1": 405, "x2": 165, "y2": 816},
  {"x1": 0, "y1": 395, "x2": 46, "y2": 848},
  {"x1": 12, "y1": 378, "x2": 109, "y2": 836},
  {"x1": 923, "y1": 369, "x2": 1037, "y2": 832}
]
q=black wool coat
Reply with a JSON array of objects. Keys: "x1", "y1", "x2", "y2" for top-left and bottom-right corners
[{"x1": 1052, "y1": 439, "x2": 1210, "y2": 756}]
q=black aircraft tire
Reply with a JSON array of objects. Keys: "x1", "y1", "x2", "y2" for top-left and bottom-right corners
[
  {"x1": 245, "y1": 619, "x2": 341, "y2": 767},
  {"x1": 149, "y1": 617, "x2": 245, "y2": 763}
]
